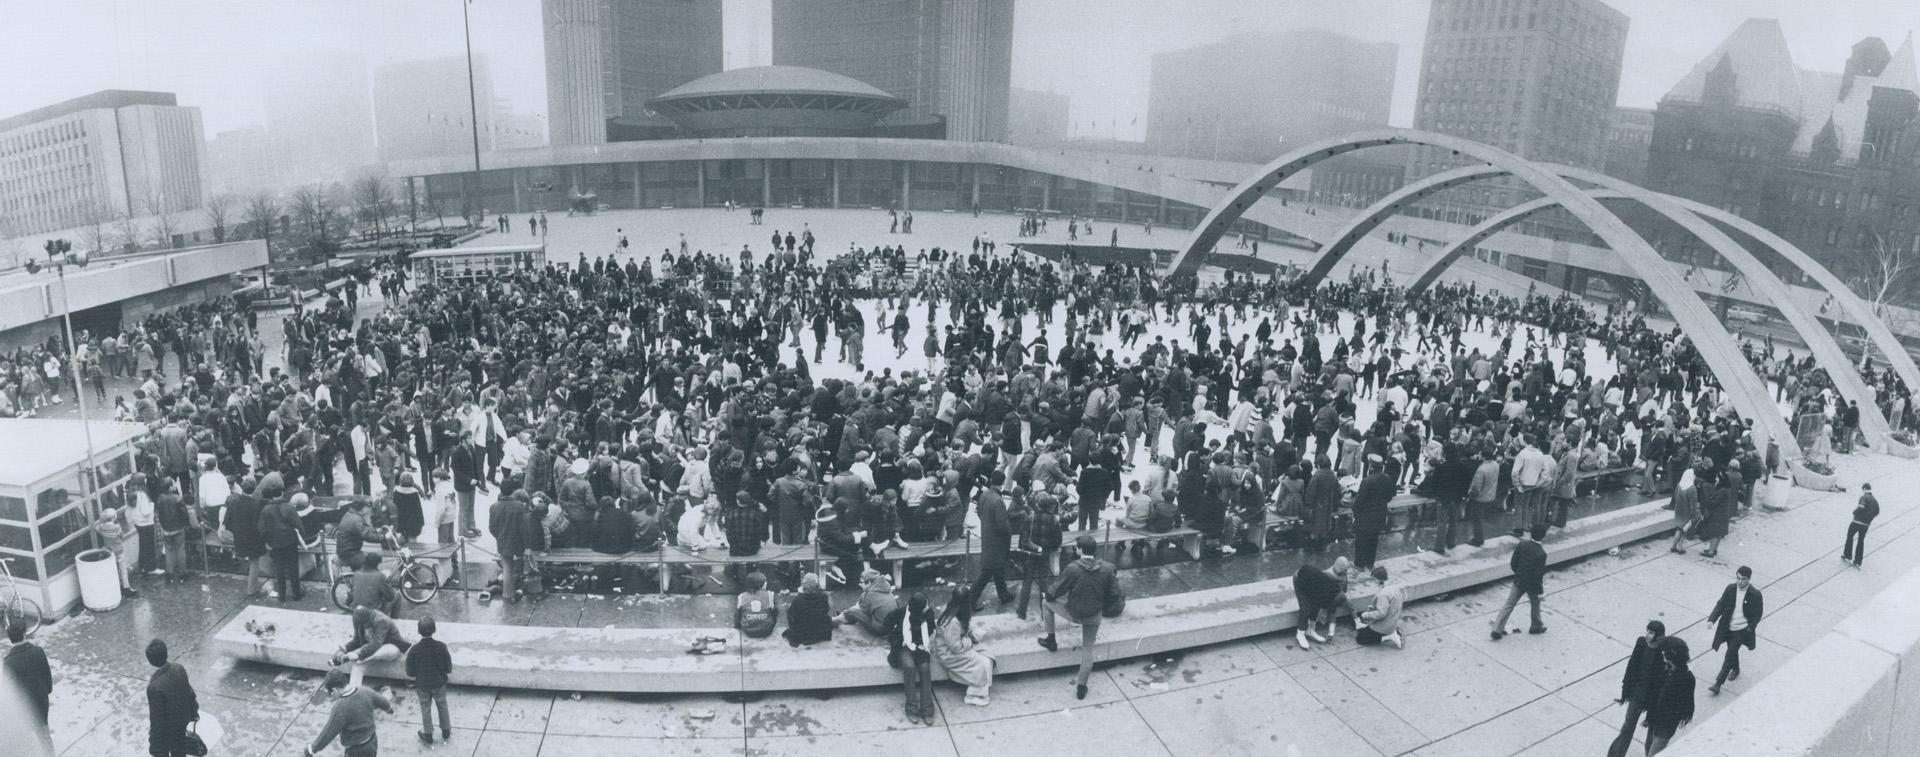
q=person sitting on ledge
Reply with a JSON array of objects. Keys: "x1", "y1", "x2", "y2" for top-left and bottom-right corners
[
  {"x1": 782, "y1": 572, "x2": 834, "y2": 647},
  {"x1": 834, "y1": 568, "x2": 900, "y2": 636},
  {"x1": 736, "y1": 571, "x2": 779, "y2": 639}
]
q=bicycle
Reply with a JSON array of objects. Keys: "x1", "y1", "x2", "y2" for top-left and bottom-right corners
[
  {"x1": 0, "y1": 556, "x2": 45, "y2": 637},
  {"x1": 330, "y1": 529, "x2": 444, "y2": 611}
]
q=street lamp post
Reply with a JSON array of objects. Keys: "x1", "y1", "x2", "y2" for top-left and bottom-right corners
[{"x1": 27, "y1": 239, "x2": 99, "y2": 529}]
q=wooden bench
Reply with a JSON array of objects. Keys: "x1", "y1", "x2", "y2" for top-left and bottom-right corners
[
  {"x1": 214, "y1": 498, "x2": 1681, "y2": 693},
  {"x1": 879, "y1": 526, "x2": 1204, "y2": 586},
  {"x1": 1253, "y1": 491, "x2": 1432, "y2": 550},
  {"x1": 531, "y1": 543, "x2": 826, "y2": 594},
  {"x1": 1576, "y1": 466, "x2": 1637, "y2": 495}
]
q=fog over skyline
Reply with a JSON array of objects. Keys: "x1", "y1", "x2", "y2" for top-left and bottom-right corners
[{"x1": 2, "y1": 0, "x2": 1914, "y2": 143}]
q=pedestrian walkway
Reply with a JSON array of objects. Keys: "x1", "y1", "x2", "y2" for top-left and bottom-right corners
[{"x1": 28, "y1": 446, "x2": 1913, "y2": 756}]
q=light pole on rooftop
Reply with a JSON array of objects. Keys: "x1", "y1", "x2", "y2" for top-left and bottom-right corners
[{"x1": 27, "y1": 239, "x2": 100, "y2": 533}]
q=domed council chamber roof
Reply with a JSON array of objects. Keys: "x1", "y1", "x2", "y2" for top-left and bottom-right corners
[{"x1": 648, "y1": 66, "x2": 906, "y2": 137}]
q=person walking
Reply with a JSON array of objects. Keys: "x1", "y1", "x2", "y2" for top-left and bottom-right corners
[
  {"x1": 1355, "y1": 565, "x2": 1405, "y2": 649},
  {"x1": 1489, "y1": 523, "x2": 1549, "y2": 640},
  {"x1": 1036, "y1": 534, "x2": 1121, "y2": 700},
  {"x1": 145, "y1": 639, "x2": 199, "y2": 757},
  {"x1": 967, "y1": 473, "x2": 1015, "y2": 612},
  {"x1": 1706, "y1": 565, "x2": 1762, "y2": 696},
  {"x1": 1841, "y1": 483, "x2": 1878, "y2": 568},
  {"x1": 405, "y1": 616, "x2": 453, "y2": 745},
  {"x1": 1667, "y1": 466, "x2": 1698, "y2": 554},
  {"x1": 4, "y1": 622, "x2": 53, "y2": 752},
  {"x1": 1695, "y1": 468, "x2": 1732, "y2": 558},
  {"x1": 1643, "y1": 638, "x2": 1696, "y2": 754},
  {"x1": 304, "y1": 667, "x2": 393, "y2": 756},
  {"x1": 1607, "y1": 620, "x2": 1667, "y2": 757}
]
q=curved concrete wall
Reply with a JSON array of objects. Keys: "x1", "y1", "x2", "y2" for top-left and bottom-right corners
[{"x1": 1669, "y1": 565, "x2": 1920, "y2": 756}]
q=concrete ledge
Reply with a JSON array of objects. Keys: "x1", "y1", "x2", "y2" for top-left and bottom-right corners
[
  {"x1": 214, "y1": 500, "x2": 1675, "y2": 693},
  {"x1": 1668, "y1": 564, "x2": 1920, "y2": 756}
]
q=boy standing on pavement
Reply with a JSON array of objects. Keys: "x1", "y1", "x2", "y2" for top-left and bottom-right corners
[{"x1": 406, "y1": 616, "x2": 454, "y2": 745}]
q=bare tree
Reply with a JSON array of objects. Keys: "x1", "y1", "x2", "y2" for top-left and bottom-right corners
[
  {"x1": 116, "y1": 209, "x2": 141, "y2": 254},
  {"x1": 1858, "y1": 232, "x2": 1920, "y2": 340},
  {"x1": 242, "y1": 193, "x2": 281, "y2": 255},
  {"x1": 0, "y1": 213, "x2": 24, "y2": 268},
  {"x1": 352, "y1": 174, "x2": 394, "y2": 243},
  {"x1": 142, "y1": 186, "x2": 178, "y2": 249},
  {"x1": 79, "y1": 200, "x2": 117, "y2": 254},
  {"x1": 204, "y1": 193, "x2": 236, "y2": 243},
  {"x1": 290, "y1": 184, "x2": 344, "y2": 255}
]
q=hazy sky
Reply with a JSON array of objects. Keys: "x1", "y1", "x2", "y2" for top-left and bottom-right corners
[{"x1": 2, "y1": 0, "x2": 1915, "y2": 140}]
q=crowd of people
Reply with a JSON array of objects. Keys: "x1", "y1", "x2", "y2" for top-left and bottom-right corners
[{"x1": 6, "y1": 209, "x2": 1912, "y2": 752}]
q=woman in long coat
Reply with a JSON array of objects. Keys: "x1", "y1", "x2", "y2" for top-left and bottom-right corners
[
  {"x1": 930, "y1": 599, "x2": 995, "y2": 706},
  {"x1": 1694, "y1": 472, "x2": 1733, "y2": 558},
  {"x1": 1668, "y1": 467, "x2": 1697, "y2": 554},
  {"x1": 1303, "y1": 457, "x2": 1342, "y2": 545}
]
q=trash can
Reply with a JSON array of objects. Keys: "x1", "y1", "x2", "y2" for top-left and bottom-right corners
[
  {"x1": 1760, "y1": 474, "x2": 1791, "y2": 511},
  {"x1": 77, "y1": 548, "x2": 122, "y2": 612}
]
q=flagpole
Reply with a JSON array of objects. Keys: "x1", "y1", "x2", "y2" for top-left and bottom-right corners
[{"x1": 462, "y1": 0, "x2": 484, "y2": 225}]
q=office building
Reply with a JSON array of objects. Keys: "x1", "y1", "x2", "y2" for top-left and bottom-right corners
[
  {"x1": 1008, "y1": 87, "x2": 1069, "y2": 147},
  {"x1": 1402, "y1": 0, "x2": 1627, "y2": 227},
  {"x1": 0, "y1": 90, "x2": 205, "y2": 237},
  {"x1": 374, "y1": 56, "x2": 497, "y2": 164},
  {"x1": 1147, "y1": 30, "x2": 1397, "y2": 163},
  {"x1": 542, "y1": 0, "x2": 724, "y2": 145},
  {"x1": 770, "y1": 0, "x2": 1015, "y2": 141},
  {"x1": 1645, "y1": 21, "x2": 1920, "y2": 283}
]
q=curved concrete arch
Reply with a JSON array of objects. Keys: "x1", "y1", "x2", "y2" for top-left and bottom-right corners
[
  {"x1": 1661, "y1": 196, "x2": 1920, "y2": 404},
  {"x1": 1169, "y1": 128, "x2": 1799, "y2": 458},
  {"x1": 1406, "y1": 196, "x2": 1565, "y2": 294},
  {"x1": 1385, "y1": 166, "x2": 1892, "y2": 446},
  {"x1": 1296, "y1": 165, "x2": 1508, "y2": 285}
]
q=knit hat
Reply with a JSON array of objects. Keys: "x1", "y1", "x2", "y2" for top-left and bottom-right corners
[{"x1": 571, "y1": 458, "x2": 590, "y2": 475}]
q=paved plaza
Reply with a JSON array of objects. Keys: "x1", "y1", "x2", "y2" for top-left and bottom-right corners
[{"x1": 25, "y1": 443, "x2": 1913, "y2": 756}]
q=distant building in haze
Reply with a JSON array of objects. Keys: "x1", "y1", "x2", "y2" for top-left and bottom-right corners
[
  {"x1": 1602, "y1": 105, "x2": 1654, "y2": 185},
  {"x1": 1645, "y1": 20, "x2": 1920, "y2": 283},
  {"x1": 1008, "y1": 87, "x2": 1069, "y2": 147},
  {"x1": 542, "y1": 0, "x2": 724, "y2": 145},
  {"x1": 1147, "y1": 30, "x2": 1397, "y2": 163},
  {"x1": 0, "y1": 90, "x2": 205, "y2": 237},
  {"x1": 374, "y1": 56, "x2": 496, "y2": 164},
  {"x1": 769, "y1": 0, "x2": 1015, "y2": 141},
  {"x1": 205, "y1": 126, "x2": 278, "y2": 199},
  {"x1": 264, "y1": 51, "x2": 377, "y2": 187}
]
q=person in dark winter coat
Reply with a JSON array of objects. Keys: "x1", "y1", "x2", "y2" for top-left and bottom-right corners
[
  {"x1": 1607, "y1": 620, "x2": 1667, "y2": 757},
  {"x1": 405, "y1": 616, "x2": 455, "y2": 745},
  {"x1": 1694, "y1": 472, "x2": 1732, "y2": 558},
  {"x1": 1706, "y1": 566, "x2": 1762, "y2": 695},
  {"x1": 146, "y1": 639, "x2": 199, "y2": 757},
  {"x1": 1642, "y1": 638, "x2": 1696, "y2": 754},
  {"x1": 1489, "y1": 523, "x2": 1549, "y2": 640},
  {"x1": 1842, "y1": 483, "x2": 1878, "y2": 567},
  {"x1": 1291, "y1": 555, "x2": 1350, "y2": 649},
  {"x1": 1351, "y1": 464, "x2": 1395, "y2": 568},
  {"x1": 4, "y1": 622, "x2": 52, "y2": 747},
  {"x1": 782, "y1": 573, "x2": 835, "y2": 647},
  {"x1": 967, "y1": 474, "x2": 1014, "y2": 611}
]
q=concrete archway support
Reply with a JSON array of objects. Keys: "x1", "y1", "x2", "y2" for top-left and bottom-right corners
[{"x1": 1168, "y1": 129, "x2": 1800, "y2": 458}]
